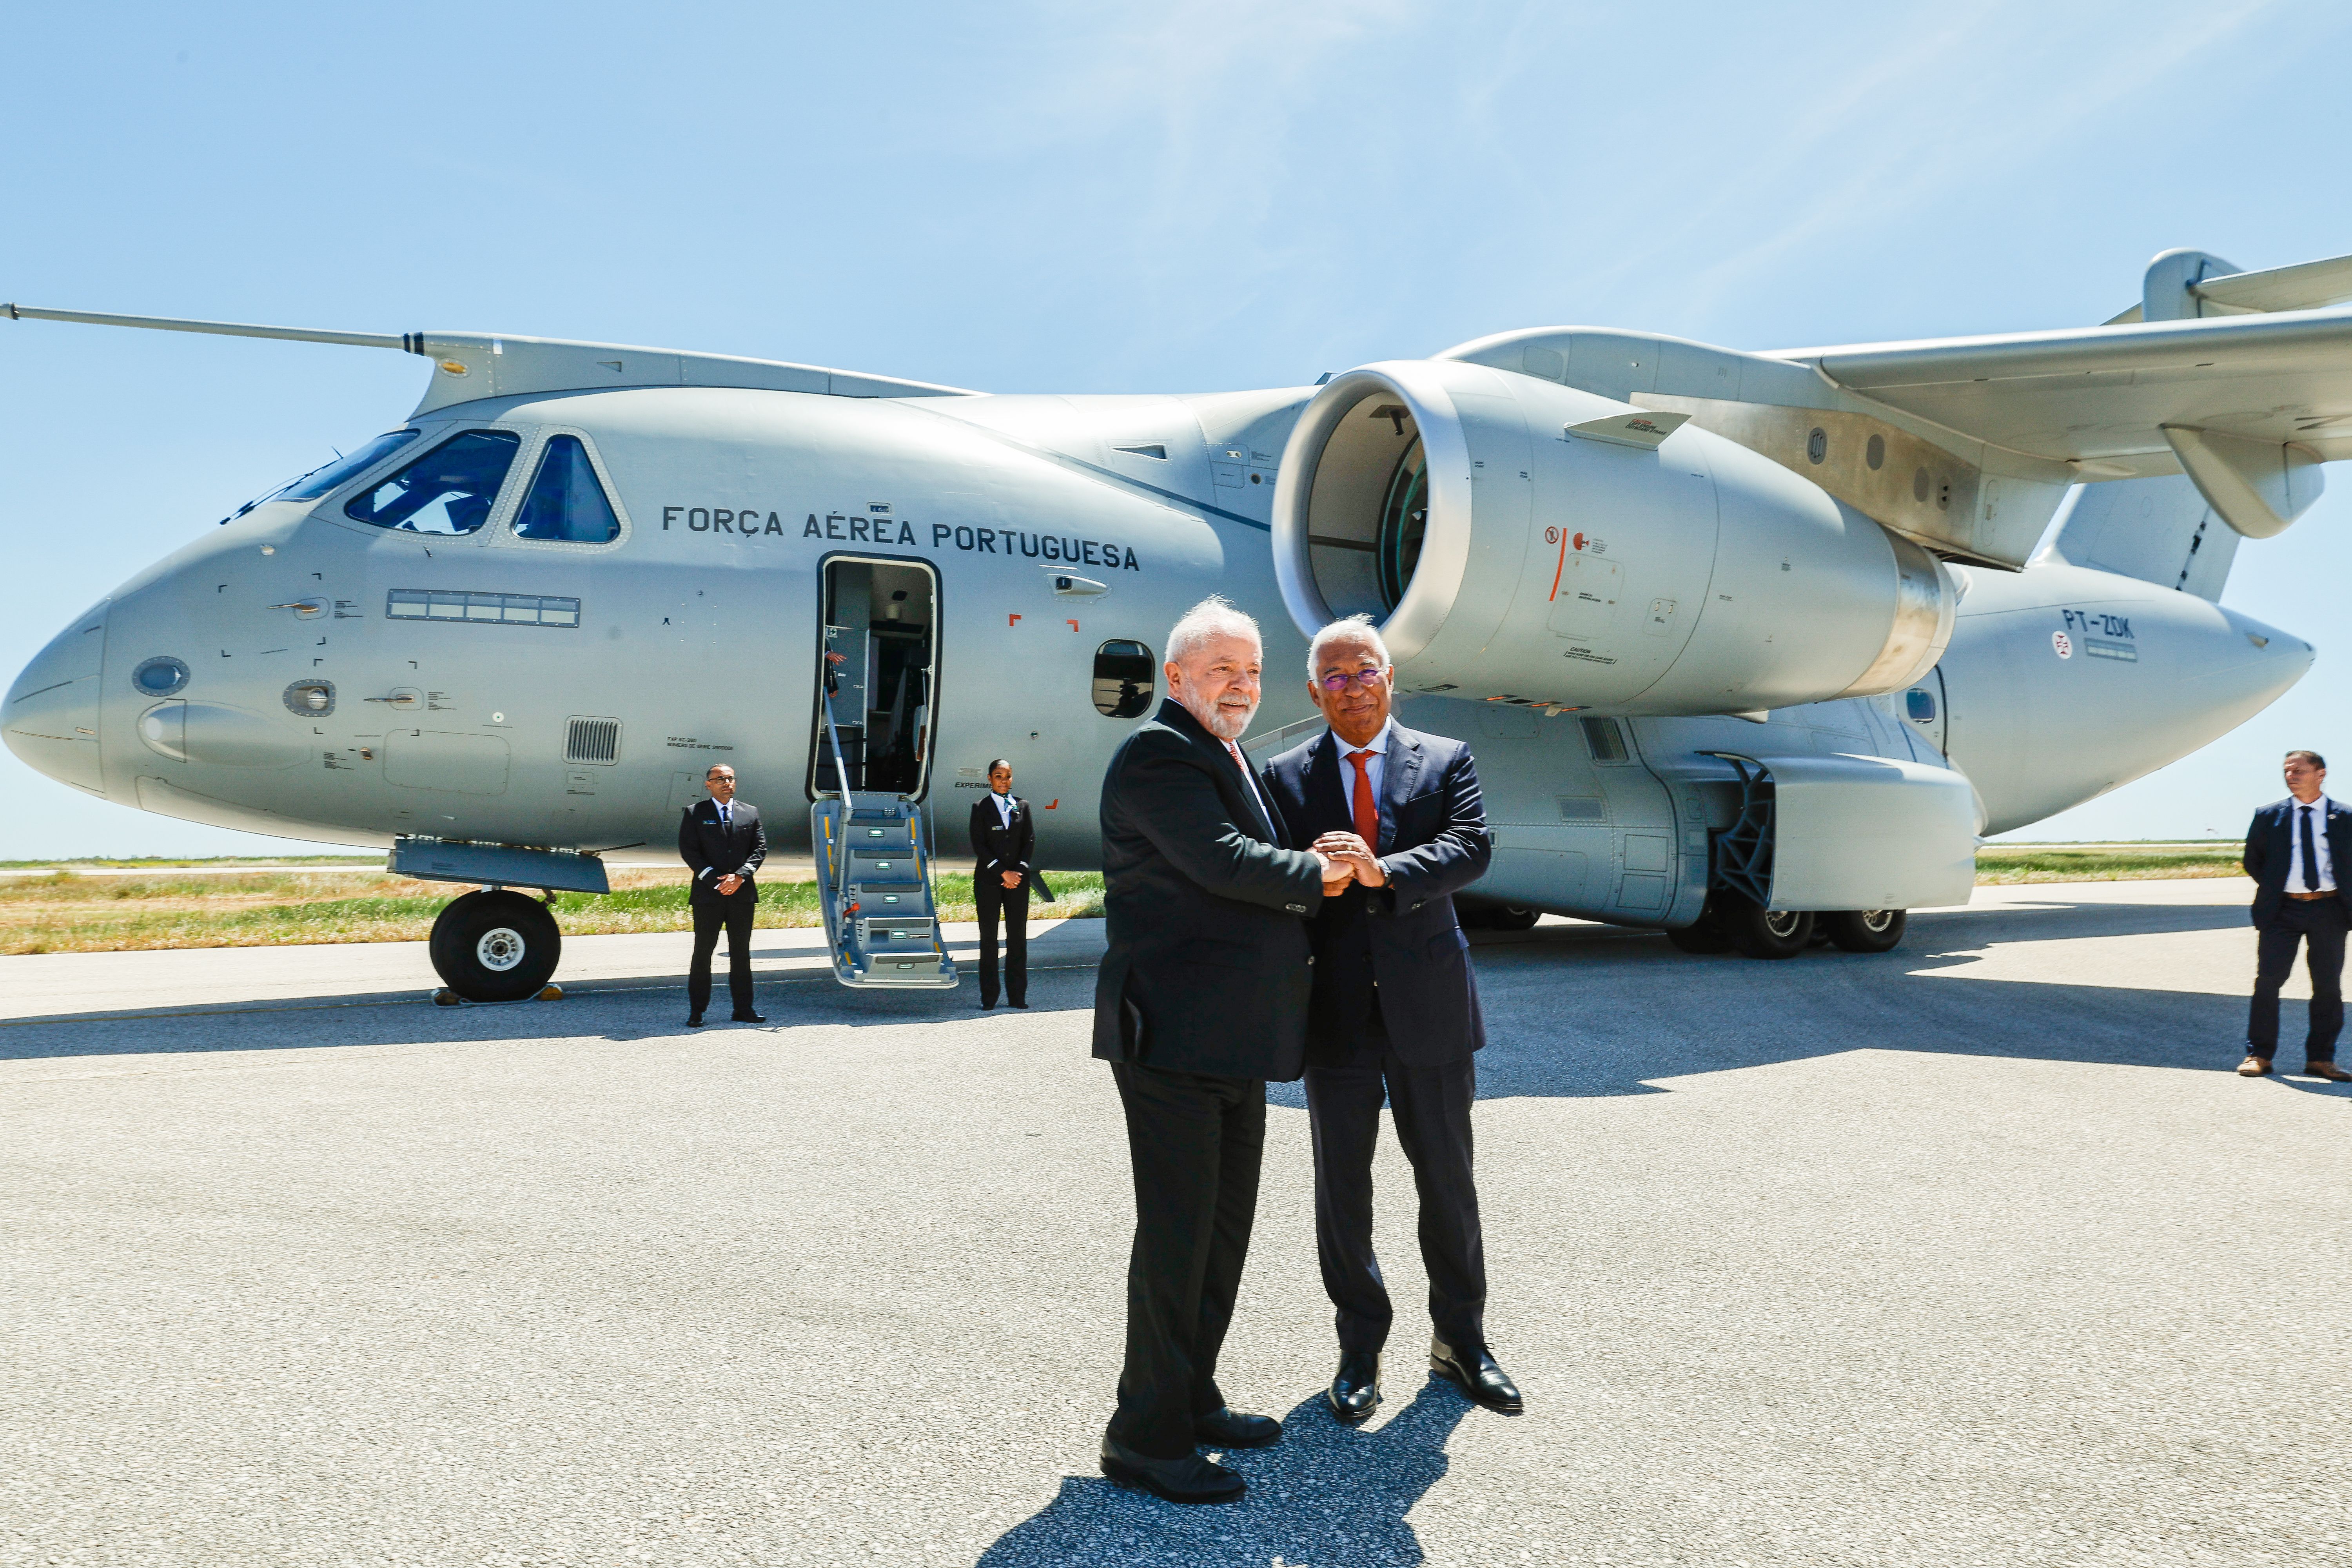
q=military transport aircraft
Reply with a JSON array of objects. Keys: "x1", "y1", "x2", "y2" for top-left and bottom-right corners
[{"x1": 7, "y1": 244, "x2": 2348, "y2": 1000}]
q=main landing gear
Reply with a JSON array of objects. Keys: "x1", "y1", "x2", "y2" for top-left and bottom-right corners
[
  {"x1": 1666, "y1": 892, "x2": 1906, "y2": 960},
  {"x1": 428, "y1": 888, "x2": 564, "y2": 1004}
]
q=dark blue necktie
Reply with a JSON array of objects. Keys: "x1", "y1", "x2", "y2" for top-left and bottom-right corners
[{"x1": 2301, "y1": 804, "x2": 2320, "y2": 892}]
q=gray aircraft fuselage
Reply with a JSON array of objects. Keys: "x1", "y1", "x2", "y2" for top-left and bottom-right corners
[{"x1": 5, "y1": 377, "x2": 2311, "y2": 926}]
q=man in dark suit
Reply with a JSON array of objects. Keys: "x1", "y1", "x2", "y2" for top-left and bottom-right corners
[
  {"x1": 970, "y1": 757, "x2": 1037, "y2": 1011},
  {"x1": 1093, "y1": 596, "x2": 1351, "y2": 1506},
  {"x1": 678, "y1": 763, "x2": 767, "y2": 1027},
  {"x1": 1261, "y1": 614, "x2": 1521, "y2": 1423},
  {"x1": 2239, "y1": 749, "x2": 2352, "y2": 1080}
]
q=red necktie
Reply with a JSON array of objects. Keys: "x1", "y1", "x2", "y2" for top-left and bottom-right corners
[{"x1": 1348, "y1": 750, "x2": 1379, "y2": 847}]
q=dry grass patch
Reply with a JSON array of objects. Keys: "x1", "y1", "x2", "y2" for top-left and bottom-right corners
[{"x1": 1973, "y1": 842, "x2": 2244, "y2": 885}]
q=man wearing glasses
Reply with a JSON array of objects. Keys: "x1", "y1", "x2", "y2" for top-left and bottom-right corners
[{"x1": 1260, "y1": 614, "x2": 1522, "y2": 1425}]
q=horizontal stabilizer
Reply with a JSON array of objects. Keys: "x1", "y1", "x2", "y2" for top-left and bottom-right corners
[{"x1": 2189, "y1": 252, "x2": 2352, "y2": 316}]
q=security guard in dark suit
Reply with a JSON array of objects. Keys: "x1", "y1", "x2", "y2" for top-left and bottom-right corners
[
  {"x1": 970, "y1": 758, "x2": 1042, "y2": 1010},
  {"x1": 678, "y1": 763, "x2": 767, "y2": 1027},
  {"x1": 2240, "y1": 749, "x2": 2352, "y2": 1080}
]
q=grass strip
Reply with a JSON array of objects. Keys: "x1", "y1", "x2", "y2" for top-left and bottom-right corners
[
  {"x1": 0, "y1": 869, "x2": 1105, "y2": 955},
  {"x1": 0, "y1": 844, "x2": 2250, "y2": 955}
]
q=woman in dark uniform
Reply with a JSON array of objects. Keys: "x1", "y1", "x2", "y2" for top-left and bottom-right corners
[{"x1": 970, "y1": 759, "x2": 1036, "y2": 1009}]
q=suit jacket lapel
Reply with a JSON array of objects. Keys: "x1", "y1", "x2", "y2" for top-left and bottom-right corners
[
  {"x1": 1309, "y1": 731, "x2": 1353, "y2": 837},
  {"x1": 1379, "y1": 729, "x2": 1421, "y2": 854},
  {"x1": 1158, "y1": 700, "x2": 1275, "y2": 844}
]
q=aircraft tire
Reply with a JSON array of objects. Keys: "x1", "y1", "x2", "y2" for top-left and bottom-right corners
[
  {"x1": 1716, "y1": 893, "x2": 1814, "y2": 960},
  {"x1": 1665, "y1": 908, "x2": 1734, "y2": 954},
  {"x1": 1457, "y1": 898, "x2": 1541, "y2": 931},
  {"x1": 1822, "y1": 908, "x2": 1907, "y2": 953},
  {"x1": 429, "y1": 889, "x2": 562, "y2": 1002}
]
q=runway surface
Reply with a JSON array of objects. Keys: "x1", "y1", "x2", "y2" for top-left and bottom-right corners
[{"x1": 4, "y1": 878, "x2": 2348, "y2": 1567}]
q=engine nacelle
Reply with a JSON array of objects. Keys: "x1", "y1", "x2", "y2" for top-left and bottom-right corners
[{"x1": 1270, "y1": 360, "x2": 1955, "y2": 714}]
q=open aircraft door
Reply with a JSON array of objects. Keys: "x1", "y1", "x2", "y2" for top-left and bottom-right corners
[{"x1": 808, "y1": 555, "x2": 958, "y2": 989}]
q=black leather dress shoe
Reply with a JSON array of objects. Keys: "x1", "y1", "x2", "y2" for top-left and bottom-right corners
[
  {"x1": 1193, "y1": 1406, "x2": 1281, "y2": 1448},
  {"x1": 731, "y1": 1011, "x2": 767, "y2": 1024},
  {"x1": 1431, "y1": 1338, "x2": 1523, "y2": 1413},
  {"x1": 1099, "y1": 1436, "x2": 1245, "y2": 1504},
  {"x1": 1328, "y1": 1349, "x2": 1382, "y2": 1423},
  {"x1": 980, "y1": 1000, "x2": 997, "y2": 1011},
  {"x1": 686, "y1": 1013, "x2": 705, "y2": 1028}
]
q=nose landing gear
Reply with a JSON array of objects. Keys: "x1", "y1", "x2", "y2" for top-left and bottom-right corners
[{"x1": 428, "y1": 888, "x2": 563, "y2": 1003}]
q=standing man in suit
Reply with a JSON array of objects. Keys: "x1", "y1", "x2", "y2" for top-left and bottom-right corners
[
  {"x1": 971, "y1": 757, "x2": 1036, "y2": 1011},
  {"x1": 2239, "y1": 749, "x2": 2352, "y2": 1080},
  {"x1": 1093, "y1": 595, "x2": 1353, "y2": 1505},
  {"x1": 679, "y1": 762, "x2": 767, "y2": 1028},
  {"x1": 1261, "y1": 613, "x2": 1522, "y2": 1423}
]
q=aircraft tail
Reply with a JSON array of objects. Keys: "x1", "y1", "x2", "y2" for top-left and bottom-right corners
[{"x1": 2034, "y1": 475, "x2": 2238, "y2": 600}]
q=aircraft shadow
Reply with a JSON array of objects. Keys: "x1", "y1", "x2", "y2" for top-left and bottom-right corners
[
  {"x1": 977, "y1": 1383, "x2": 1470, "y2": 1568},
  {"x1": 0, "y1": 958, "x2": 1108, "y2": 1061},
  {"x1": 11, "y1": 895, "x2": 2341, "y2": 1100}
]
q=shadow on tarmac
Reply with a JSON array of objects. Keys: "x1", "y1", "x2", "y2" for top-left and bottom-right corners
[
  {"x1": 9, "y1": 896, "x2": 2343, "y2": 1100},
  {"x1": 978, "y1": 1382, "x2": 1470, "y2": 1568}
]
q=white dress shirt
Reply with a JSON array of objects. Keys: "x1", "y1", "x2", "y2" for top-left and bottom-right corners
[
  {"x1": 991, "y1": 790, "x2": 1016, "y2": 828},
  {"x1": 1331, "y1": 720, "x2": 1394, "y2": 810},
  {"x1": 1221, "y1": 738, "x2": 1275, "y2": 829},
  {"x1": 2286, "y1": 794, "x2": 2337, "y2": 892},
  {"x1": 699, "y1": 797, "x2": 737, "y2": 880}
]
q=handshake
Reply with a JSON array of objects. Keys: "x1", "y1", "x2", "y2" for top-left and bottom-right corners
[{"x1": 1314, "y1": 832, "x2": 1386, "y2": 896}]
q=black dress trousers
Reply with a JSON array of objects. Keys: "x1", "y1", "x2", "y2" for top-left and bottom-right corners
[
  {"x1": 974, "y1": 874, "x2": 1029, "y2": 1006},
  {"x1": 1303, "y1": 1017, "x2": 1487, "y2": 1355},
  {"x1": 2250, "y1": 897, "x2": 2348, "y2": 1060},
  {"x1": 688, "y1": 889, "x2": 757, "y2": 1017},
  {"x1": 1106, "y1": 1060, "x2": 1265, "y2": 1460}
]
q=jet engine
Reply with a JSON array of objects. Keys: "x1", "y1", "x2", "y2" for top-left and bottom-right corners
[{"x1": 1270, "y1": 360, "x2": 1955, "y2": 714}]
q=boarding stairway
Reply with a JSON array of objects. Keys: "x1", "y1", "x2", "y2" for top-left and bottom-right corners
[{"x1": 809, "y1": 686, "x2": 958, "y2": 990}]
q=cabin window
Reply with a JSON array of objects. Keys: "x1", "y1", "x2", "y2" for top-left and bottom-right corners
[
  {"x1": 1905, "y1": 688, "x2": 1938, "y2": 722},
  {"x1": 513, "y1": 436, "x2": 622, "y2": 543},
  {"x1": 344, "y1": 430, "x2": 521, "y2": 534},
  {"x1": 1093, "y1": 640, "x2": 1155, "y2": 717},
  {"x1": 278, "y1": 430, "x2": 421, "y2": 502}
]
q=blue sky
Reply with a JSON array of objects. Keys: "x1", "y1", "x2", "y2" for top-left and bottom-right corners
[{"x1": 3, "y1": 0, "x2": 2347, "y2": 856}]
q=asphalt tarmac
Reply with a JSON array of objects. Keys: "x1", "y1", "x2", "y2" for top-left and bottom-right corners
[{"x1": 4, "y1": 878, "x2": 2348, "y2": 1567}]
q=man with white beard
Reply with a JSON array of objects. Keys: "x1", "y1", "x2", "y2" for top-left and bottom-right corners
[{"x1": 1091, "y1": 596, "x2": 1353, "y2": 1505}]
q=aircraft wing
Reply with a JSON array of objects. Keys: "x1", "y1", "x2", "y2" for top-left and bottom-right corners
[{"x1": 1775, "y1": 306, "x2": 2352, "y2": 468}]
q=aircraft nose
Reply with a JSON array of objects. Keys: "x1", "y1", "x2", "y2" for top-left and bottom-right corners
[{"x1": 4, "y1": 600, "x2": 111, "y2": 794}]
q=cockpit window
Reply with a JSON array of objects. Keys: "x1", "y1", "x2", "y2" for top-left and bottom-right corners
[
  {"x1": 512, "y1": 436, "x2": 622, "y2": 543},
  {"x1": 219, "y1": 429, "x2": 422, "y2": 524},
  {"x1": 344, "y1": 430, "x2": 522, "y2": 534},
  {"x1": 278, "y1": 430, "x2": 422, "y2": 502}
]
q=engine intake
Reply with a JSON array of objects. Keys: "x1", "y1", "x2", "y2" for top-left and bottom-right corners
[{"x1": 1271, "y1": 360, "x2": 1954, "y2": 713}]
